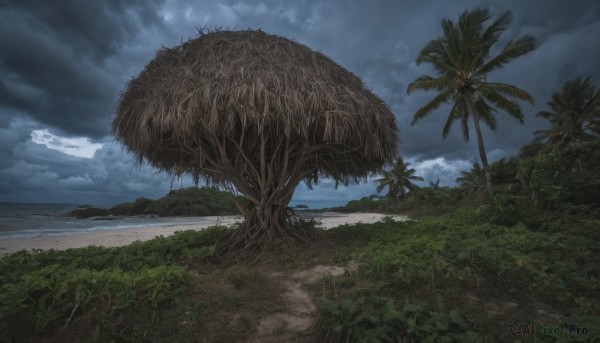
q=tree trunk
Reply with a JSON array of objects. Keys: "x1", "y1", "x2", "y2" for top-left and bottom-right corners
[
  {"x1": 215, "y1": 181, "x2": 322, "y2": 254},
  {"x1": 466, "y1": 98, "x2": 494, "y2": 197},
  {"x1": 472, "y1": 117, "x2": 494, "y2": 197},
  {"x1": 214, "y1": 135, "x2": 316, "y2": 254},
  {"x1": 217, "y1": 200, "x2": 291, "y2": 253},
  {"x1": 217, "y1": 189, "x2": 319, "y2": 255}
]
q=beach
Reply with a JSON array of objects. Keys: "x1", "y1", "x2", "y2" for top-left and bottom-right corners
[{"x1": 0, "y1": 212, "x2": 407, "y2": 256}]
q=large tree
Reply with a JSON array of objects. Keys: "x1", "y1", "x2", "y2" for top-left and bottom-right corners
[
  {"x1": 113, "y1": 30, "x2": 398, "y2": 253},
  {"x1": 536, "y1": 76, "x2": 600, "y2": 147},
  {"x1": 407, "y1": 8, "x2": 536, "y2": 196},
  {"x1": 375, "y1": 158, "x2": 424, "y2": 208}
]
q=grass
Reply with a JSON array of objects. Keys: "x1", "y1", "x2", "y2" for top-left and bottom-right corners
[{"x1": 0, "y1": 212, "x2": 599, "y2": 342}]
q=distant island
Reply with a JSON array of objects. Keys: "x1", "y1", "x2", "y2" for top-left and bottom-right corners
[
  {"x1": 69, "y1": 187, "x2": 242, "y2": 218},
  {"x1": 68, "y1": 187, "x2": 313, "y2": 219}
]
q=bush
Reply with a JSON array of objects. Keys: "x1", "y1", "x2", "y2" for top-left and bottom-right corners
[
  {"x1": 317, "y1": 296, "x2": 478, "y2": 342},
  {"x1": 0, "y1": 227, "x2": 228, "y2": 336}
]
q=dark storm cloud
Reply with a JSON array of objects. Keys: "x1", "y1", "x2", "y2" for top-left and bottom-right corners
[
  {"x1": 0, "y1": 138, "x2": 189, "y2": 205},
  {"x1": 0, "y1": 0, "x2": 165, "y2": 138},
  {"x1": 1, "y1": 0, "x2": 598, "y2": 205}
]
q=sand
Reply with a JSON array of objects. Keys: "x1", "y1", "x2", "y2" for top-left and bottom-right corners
[{"x1": 0, "y1": 212, "x2": 407, "y2": 256}]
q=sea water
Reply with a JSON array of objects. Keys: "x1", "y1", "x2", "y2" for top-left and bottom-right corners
[{"x1": 0, "y1": 202, "x2": 214, "y2": 239}]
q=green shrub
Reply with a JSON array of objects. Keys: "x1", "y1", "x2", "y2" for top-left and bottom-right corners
[
  {"x1": 0, "y1": 226, "x2": 228, "y2": 336},
  {"x1": 317, "y1": 297, "x2": 479, "y2": 342}
]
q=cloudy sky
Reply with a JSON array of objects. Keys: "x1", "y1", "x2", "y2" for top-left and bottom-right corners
[{"x1": 1, "y1": 0, "x2": 599, "y2": 208}]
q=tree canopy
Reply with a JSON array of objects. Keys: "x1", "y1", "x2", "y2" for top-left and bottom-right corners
[
  {"x1": 376, "y1": 158, "x2": 424, "y2": 208},
  {"x1": 536, "y1": 76, "x2": 600, "y2": 147},
  {"x1": 113, "y1": 30, "x2": 398, "y2": 252}
]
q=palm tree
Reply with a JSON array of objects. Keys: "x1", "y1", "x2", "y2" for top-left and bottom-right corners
[
  {"x1": 407, "y1": 8, "x2": 536, "y2": 197},
  {"x1": 535, "y1": 76, "x2": 600, "y2": 147},
  {"x1": 376, "y1": 158, "x2": 424, "y2": 208},
  {"x1": 421, "y1": 179, "x2": 447, "y2": 205},
  {"x1": 456, "y1": 161, "x2": 487, "y2": 201}
]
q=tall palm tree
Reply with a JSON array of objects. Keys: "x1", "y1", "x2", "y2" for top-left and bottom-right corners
[
  {"x1": 407, "y1": 8, "x2": 536, "y2": 197},
  {"x1": 376, "y1": 158, "x2": 424, "y2": 208},
  {"x1": 535, "y1": 76, "x2": 600, "y2": 147},
  {"x1": 456, "y1": 161, "x2": 487, "y2": 201}
]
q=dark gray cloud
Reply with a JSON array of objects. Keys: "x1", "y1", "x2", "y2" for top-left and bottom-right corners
[
  {"x1": 0, "y1": 0, "x2": 165, "y2": 138},
  {"x1": 1, "y1": 0, "x2": 598, "y2": 206}
]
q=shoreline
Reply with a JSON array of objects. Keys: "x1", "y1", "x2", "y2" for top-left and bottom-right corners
[{"x1": 0, "y1": 212, "x2": 407, "y2": 256}]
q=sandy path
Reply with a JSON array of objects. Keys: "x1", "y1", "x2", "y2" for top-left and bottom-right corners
[
  {"x1": 0, "y1": 212, "x2": 407, "y2": 256},
  {"x1": 250, "y1": 262, "x2": 359, "y2": 342}
]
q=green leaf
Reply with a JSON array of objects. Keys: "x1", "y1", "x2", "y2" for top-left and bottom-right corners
[
  {"x1": 406, "y1": 317, "x2": 416, "y2": 333},
  {"x1": 403, "y1": 302, "x2": 424, "y2": 313},
  {"x1": 449, "y1": 310, "x2": 468, "y2": 327},
  {"x1": 435, "y1": 314, "x2": 449, "y2": 331}
]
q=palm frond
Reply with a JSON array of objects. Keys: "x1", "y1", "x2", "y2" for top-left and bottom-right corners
[
  {"x1": 411, "y1": 90, "x2": 451, "y2": 125},
  {"x1": 407, "y1": 75, "x2": 450, "y2": 94},
  {"x1": 441, "y1": 18, "x2": 463, "y2": 68},
  {"x1": 416, "y1": 39, "x2": 455, "y2": 73},
  {"x1": 474, "y1": 98, "x2": 498, "y2": 130},
  {"x1": 481, "y1": 89, "x2": 524, "y2": 123},
  {"x1": 442, "y1": 101, "x2": 467, "y2": 139},
  {"x1": 478, "y1": 35, "x2": 536, "y2": 75},
  {"x1": 486, "y1": 83, "x2": 534, "y2": 104},
  {"x1": 481, "y1": 11, "x2": 512, "y2": 48},
  {"x1": 537, "y1": 110, "x2": 555, "y2": 119},
  {"x1": 535, "y1": 76, "x2": 600, "y2": 146}
]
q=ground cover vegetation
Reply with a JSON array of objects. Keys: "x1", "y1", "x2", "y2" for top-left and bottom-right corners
[{"x1": 1, "y1": 205, "x2": 598, "y2": 341}]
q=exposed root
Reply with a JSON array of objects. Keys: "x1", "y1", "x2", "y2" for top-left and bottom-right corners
[{"x1": 215, "y1": 207, "x2": 319, "y2": 255}]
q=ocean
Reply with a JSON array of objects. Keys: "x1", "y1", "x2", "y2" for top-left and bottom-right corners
[{"x1": 0, "y1": 202, "x2": 216, "y2": 239}]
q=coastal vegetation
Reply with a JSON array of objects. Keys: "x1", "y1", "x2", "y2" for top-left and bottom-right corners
[
  {"x1": 1, "y1": 206, "x2": 598, "y2": 341},
  {"x1": 69, "y1": 187, "x2": 242, "y2": 218}
]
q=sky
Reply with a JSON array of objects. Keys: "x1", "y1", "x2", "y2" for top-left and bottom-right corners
[{"x1": 0, "y1": 0, "x2": 599, "y2": 208}]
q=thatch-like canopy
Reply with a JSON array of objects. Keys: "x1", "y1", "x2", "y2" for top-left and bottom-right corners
[
  {"x1": 114, "y1": 30, "x2": 398, "y2": 187},
  {"x1": 114, "y1": 29, "x2": 398, "y2": 251}
]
